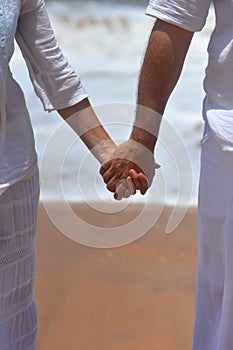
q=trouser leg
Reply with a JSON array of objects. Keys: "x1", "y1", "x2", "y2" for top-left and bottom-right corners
[{"x1": 193, "y1": 132, "x2": 233, "y2": 350}]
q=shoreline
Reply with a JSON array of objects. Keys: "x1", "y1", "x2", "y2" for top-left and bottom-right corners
[{"x1": 35, "y1": 202, "x2": 197, "y2": 350}]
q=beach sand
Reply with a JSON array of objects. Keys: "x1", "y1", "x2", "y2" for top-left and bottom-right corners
[{"x1": 35, "y1": 202, "x2": 197, "y2": 350}]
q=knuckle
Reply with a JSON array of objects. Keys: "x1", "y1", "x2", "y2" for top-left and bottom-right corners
[
  {"x1": 99, "y1": 166, "x2": 104, "y2": 175},
  {"x1": 102, "y1": 175, "x2": 109, "y2": 184},
  {"x1": 107, "y1": 182, "x2": 115, "y2": 192}
]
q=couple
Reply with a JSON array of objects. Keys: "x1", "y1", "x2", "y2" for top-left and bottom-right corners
[
  {"x1": 0, "y1": 0, "x2": 156, "y2": 348},
  {"x1": 1, "y1": 0, "x2": 233, "y2": 349}
]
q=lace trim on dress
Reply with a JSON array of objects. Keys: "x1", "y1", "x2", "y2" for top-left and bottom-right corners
[{"x1": 0, "y1": 245, "x2": 33, "y2": 269}]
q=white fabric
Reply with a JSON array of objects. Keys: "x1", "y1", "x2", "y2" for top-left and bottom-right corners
[
  {"x1": 0, "y1": 0, "x2": 88, "y2": 189},
  {"x1": 204, "y1": 98, "x2": 233, "y2": 151},
  {"x1": 146, "y1": 1, "x2": 233, "y2": 348},
  {"x1": 0, "y1": 166, "x2": 39, "y2": 350},
  {"x1": 193, "y1": 128, "x2": 233, "y2": 349},
  {"x1": 146, "y1": 0, "x2": 212, "y2": 32},
  {"x1": 146, "y1": 0, "x2": 233, "y2": 150}
]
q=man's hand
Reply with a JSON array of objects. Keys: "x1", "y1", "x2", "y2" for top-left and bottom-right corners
[{"x1": 99, "y1": 139, "x2": 158, "y2": 199}]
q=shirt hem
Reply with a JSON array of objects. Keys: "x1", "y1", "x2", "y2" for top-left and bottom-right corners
[
  {"x1": 0, "y1": 162, "x2": 38, "y2": 196},
  {"x1": 44, "y1": 93, "x2": 89, "y2": 112},
  {"x1": 145, "y1": 7, "x2": 202, "y2": 32}
]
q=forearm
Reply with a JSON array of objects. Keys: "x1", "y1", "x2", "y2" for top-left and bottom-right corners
[
  {"x1": 130, "y1": 20, "x2": 193, "y2": 151},
  {"x1": 58, "y1": 98, "x2": 116, "y2": 164}
]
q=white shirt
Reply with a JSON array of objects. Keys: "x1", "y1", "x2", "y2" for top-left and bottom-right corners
[
  {"x1": 0, "y1": 0, "x2": 87, "y2": 191},
  {"x1": 146, "y1": 0, "x2": 233, "y2": 151}
]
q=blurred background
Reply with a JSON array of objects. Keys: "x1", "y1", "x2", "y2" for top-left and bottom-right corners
[{"x1": 11, "y1": 0, "x2": 214, "y2": 206}]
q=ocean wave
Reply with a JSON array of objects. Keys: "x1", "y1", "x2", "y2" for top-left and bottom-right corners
[{"x1": 45, "y1": 1, "x2": 153, "y2": 67}]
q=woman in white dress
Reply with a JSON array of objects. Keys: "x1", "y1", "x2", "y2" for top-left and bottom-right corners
[{"x1": 0, "y1": 0, "x2": 124, "y2": 348}]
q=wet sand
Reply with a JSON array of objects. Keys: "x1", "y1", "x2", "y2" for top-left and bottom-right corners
[{"x1": 35, "y1": 202, "x2": 197, "y2": 350}]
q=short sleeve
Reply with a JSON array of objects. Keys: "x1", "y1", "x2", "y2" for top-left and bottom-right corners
[
  {"x1": 17, "y1": 0, "x2": 88, "y2": 111},
  {"x1": 146, "y1": 0, "x2": 212, "y2": 32}
]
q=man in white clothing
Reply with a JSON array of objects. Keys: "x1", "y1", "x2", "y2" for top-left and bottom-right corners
[{"x1": 101, "y1": 0, "x2": 233, "y2": 348}]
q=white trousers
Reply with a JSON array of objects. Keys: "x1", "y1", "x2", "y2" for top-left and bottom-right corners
[
  {"x1": 0, "y1": 167, "x2": 39, "y2": 350},
  {"x1": 193, "y1": 129, "x2": 233, "y2": 350}
]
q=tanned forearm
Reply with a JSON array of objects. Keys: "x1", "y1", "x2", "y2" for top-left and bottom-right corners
[
  {"x1": 58, "y1": 98, "x2": 116, "y2": 164},
  {"x1": 130, "y1": 20, "x2": 194, "y2": 152}
]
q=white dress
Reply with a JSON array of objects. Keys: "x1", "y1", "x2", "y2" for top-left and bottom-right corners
[{"x1": 0, "y1": 0, "x2": 87, "y2": 348}]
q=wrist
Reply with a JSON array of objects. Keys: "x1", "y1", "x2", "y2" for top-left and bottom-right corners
[
  {"x1": 130, "y1": 105, "x2": 162, "y2": 152},
  {"x1": 130, "y1": 127, "x2": 156, "y2": 153},
  {"x1": 92, "y1": 140, "x2": 116, "y2": 165}
]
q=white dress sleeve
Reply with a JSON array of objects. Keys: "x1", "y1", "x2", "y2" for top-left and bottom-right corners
[
  {"x1": 16, "y1": 0, "x2": 88, "y2": 111},
  {"x1": 146, "y1": 0, "x2": 212, "y2": 32}
]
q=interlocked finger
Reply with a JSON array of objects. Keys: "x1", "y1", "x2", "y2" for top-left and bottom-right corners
[{"x1": 114, "y1": 178, "x2": 135, "y2": 200}]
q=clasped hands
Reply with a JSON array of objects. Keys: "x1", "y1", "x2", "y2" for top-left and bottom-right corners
[{"x1": 100, "y1": 139, "x2": 159, "y2": 200}]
